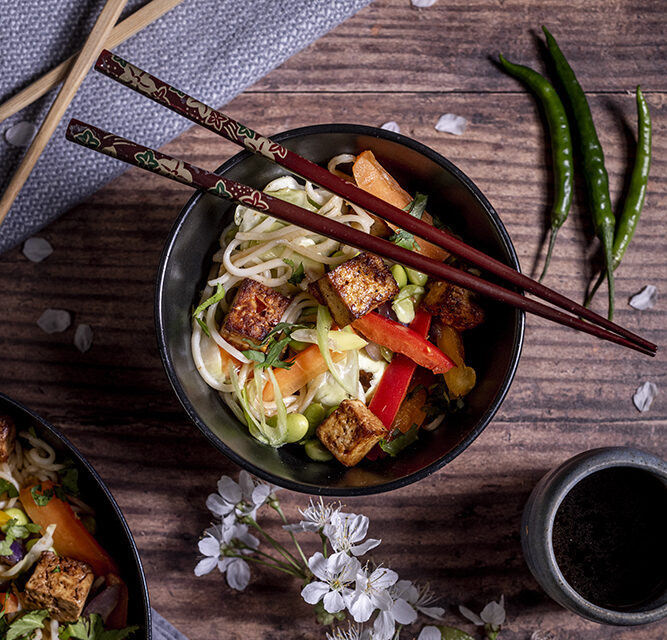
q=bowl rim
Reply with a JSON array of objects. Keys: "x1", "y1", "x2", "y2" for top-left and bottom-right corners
[
  {"x1": 0, "y1": 392, "x2": 152, "y2": 638},
  {"x1": 155, "y1": 123, "x2": 525, "y2": 496}
]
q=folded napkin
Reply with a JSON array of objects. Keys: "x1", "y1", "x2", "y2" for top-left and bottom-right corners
[
  {"x1": 152, "y1": 608, "x2": 188, "y2": 640},
  {"x1": 0, "y1": 0, "x2": 370, "y2": 255}
]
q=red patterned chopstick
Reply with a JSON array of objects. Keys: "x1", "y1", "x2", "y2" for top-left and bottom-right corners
[
  {"x1": 93, "y1": 50, "x2": 656, "y2": 355},
  {"x1": 66, "y1": 118, "x2": 654, "y2": 356}
]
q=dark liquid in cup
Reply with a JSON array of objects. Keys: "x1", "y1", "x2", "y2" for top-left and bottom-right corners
[{"x1": 552, "y1": 467, "x2": 667, "y2": 610}]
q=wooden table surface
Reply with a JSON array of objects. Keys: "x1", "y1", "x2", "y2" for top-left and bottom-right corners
[{"x1": 1, "y1": 1, "x2": 665, "y2": 638}]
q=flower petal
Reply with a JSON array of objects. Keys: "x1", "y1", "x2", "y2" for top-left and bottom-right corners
[
  {"x1": 323, "y1": 589, "x2": 346, "y2": 614},
  {"x1": 308, "y1": 552, "x2": 329, "y2": 580},
  {"x1": 194, "y1": 556, "x2": 218, "y2": 576},
  {"x1": 350, "y1": 537, "x2": 381, "y2": 557},
  {"x1": 198, "y1": 536, "x2": 220, "y2": 557},
  {"x1": 418, "y1": 626, "x2": 442, "y2": 640},
  {"x1": 370, "y1": 567, "x2": 398, "y2": 590},
  {"x1": 301, "y1": 581, "x2": 330, "y2": 605},
  {"x1": 226, "y1": 558, "x2": 251, "y2": 591},
  {"x1": 420, "y1": 605, "x2": 445, "y2": 620},
  {"x1": 206, "y1": 493, "x2": 233, "y2": 516},
  {"x1": 252, "y1": 483, "x2": 271, "y2": 506},
  {"x1": 349, "y1": 592, "x2": 374, "y2": 623},
  {"x1": 372, "y1": 610, "x2": 395, "y2": 640},
  {"x1": 458, "y1": 604, "x2": 483, "y2": 626},
  {"x1": 391, "y1": 598, "x2": 417, "y2": 624},
  {"x1": 218, "y1": 475, "x2": 242, "y2": 503},
  {"x1": 481, "y1": 597, "x2": 506, "y2": 626},
  {"x1": 238, "y1": 470, "x2": 255, "y2": 500}
]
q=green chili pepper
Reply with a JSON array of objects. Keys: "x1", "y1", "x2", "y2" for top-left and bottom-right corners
[
  {"x1": 498, "y1": 54, "x2": 574, "y2": 282},
  {"x1": 585, "y1": 86, "x2": 652, "y2": 305},
  {"x1": 543, "y1": 26, "x2": 616, "y2": 319}
]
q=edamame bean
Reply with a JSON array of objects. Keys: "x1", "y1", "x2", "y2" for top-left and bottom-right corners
[
  {"x1": 391, "y1": 264, "x2": 408, "y2": 288},
  {"x1": 304, "y1": 439, "x2": 334, "y2": 462},
  {"x1": 285, "y1": 413, "x2": 310, "y2": 443},
  {"x1": 393, "y1": 298, "x2": 415, "y2": 324},
  {"x1": 405, "y1": 267, "x2": 428, "y2": 286}
]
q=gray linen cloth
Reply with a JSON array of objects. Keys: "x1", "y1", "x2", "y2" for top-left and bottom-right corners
[{"x1": 0, "y1": 0, "x2": 370, "y2": 254}]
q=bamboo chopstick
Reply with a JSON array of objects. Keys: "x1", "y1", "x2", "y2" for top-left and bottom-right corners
[
  {"x1": 93, "y1": 50, "x2": 656, "y2": 355},
  {"x1": 0, "y1": 0, "x2": 183, "y2": 125},
  {"x1": 0, "y1": 0, "x2": 129, "y2": 227},
  {"x1": 65, "y1": 118, "x2": 656, "y2": 357}
]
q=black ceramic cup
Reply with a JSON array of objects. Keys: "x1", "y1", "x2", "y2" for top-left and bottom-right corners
[
  {"x1": 0, "y1": 393, "x2": 151, "y2": 637},
  {"x1": 156, "y1": 124, "x2": 525, "y2": 496},
  {"x1": 522, "y1": 446, "x2": 667, "y2": 625}
]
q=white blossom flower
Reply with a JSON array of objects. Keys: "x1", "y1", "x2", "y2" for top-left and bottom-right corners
[
  {"x1": 459, "y1": 595, "x2": 506, "y2": 629},
  {"x1": 206, "y1": 470, "x2": 274, "y2": 522},
  {"x1": 372, "y1": 593, "x2": 417, "y2": 640},
  {"x1": 325, "y1": 512, "x2": 381, "y2": 557},
  {"x1": 417, "y1": 627, "x2": 442, "y2": 640},
  {"x1": 284, "y1": 497, "x2": 342, "y2": 533},
  {"x1": 301, "y1": 551, "x2": 361, "y2": 614},
  {"x1": 348, "y1": 566, "x2": 400, "y2": 623},
  {"x1": 392, "y1": 580, "x2": 444, "y2": 620},
  {"x1": 194, "y1": 522, "x2": 259, "y2": 590}
]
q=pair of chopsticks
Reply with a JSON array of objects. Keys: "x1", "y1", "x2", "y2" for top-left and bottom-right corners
[
  {"x1": 0, "y1": 0, "x2": 183, "y2": 225},
  {"x1": 67, "y1": 50, "x2": 657, "y2": 357}
]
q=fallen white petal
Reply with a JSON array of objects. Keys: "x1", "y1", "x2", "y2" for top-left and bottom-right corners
[
  {"x1": 381, "y1": 121, "x2": 400, "y2": 133},
  {"x1": 418, "y1": 627, "x2": 442, "y2": 640},
  {"x1": 458, "y1": 604, "x2": 483, "y2": 626},
  {"x1": 226, "y1": 558, "x2": 250, "y2": 590},
  {"x1": 412, "y1": 0, "x2": 438, "y2": 6},
  {"x1": 22, "y1": 237, "x2": 53, "y2": 262},
  {"x1": 435, "y1": 113, "x2": 467, "y2": 135},
  {"x1": 74, "y1": 324, "x2": 93, "y2": 353},
  {"x1": 629, "y1": 285, "x2": 657, "y2": 310},
  {"x1": 5, "y1": 121, "x2": 37, "y2": 147},
  {"x1": 633, "y1": 381, "x2": 658, "y2": 412},
  {"x1": 37, "y1": 309, "x2": 71, "y2": 334}
]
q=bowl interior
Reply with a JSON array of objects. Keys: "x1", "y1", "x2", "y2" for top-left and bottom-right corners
[
  {"x1": 0, "y1": 393, "x2": 151, "y2": 637},
  {"x1": 156, "y1": 124, "x2": 524, "y2": 495}
]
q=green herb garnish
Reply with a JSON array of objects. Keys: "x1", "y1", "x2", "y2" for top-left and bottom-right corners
[
  {"x1": 404, "y1": 192, "x2": 428, "y2": 220},
  {"x1": 192, "y1": 284, "x2": 226, "y2": 337},
  {"x1": 389, "y1": 229, "x2": 418, "y2": 250},
  {"x1": 241, "y1": 323, "x2": 306, "y2": 370},
  {"x1": 5, "y1": 609, "x2": 49, "y2": 640},
  {"x1": 58, "y1": 613, "x2": 139, "y2": 640},
  {"x1": 283, "y1": 258, "x2": 306, "y2": 285},
  {"x1": 0, "y1": 478, "x2": 18, "y2": 499}
]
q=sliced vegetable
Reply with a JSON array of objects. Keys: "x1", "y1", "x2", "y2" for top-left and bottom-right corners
[
  {"x1": 352, "y1": 150, "x2": 449, "y2": 261},
  {"x1": 379, "y1": 424, "x2": 420, "y2": 457},
  {"x1": 263, "y1": 345, "x2": 346, "y2": 402},
  {"x1": 316, "y1": 306, "x2": 357, "y2": 396},
  {"x1": 353, "y1": 312, "x2": 454, "y2": 375},
  {"x1": 437, "y1": 326, "x2": 477, "y2": 397},
  {"x1": 19, "y1": 482, "x2": 119, "y2": 577},
  {"x1": 391, "y1": 387, "x2": 428, "y2": 434},
  {"x1": 0, "y1": 591, "x2": 18, "y2": 614},
  {"x1": 368, "y1": 309, "x2": 433, "y2": 428}
]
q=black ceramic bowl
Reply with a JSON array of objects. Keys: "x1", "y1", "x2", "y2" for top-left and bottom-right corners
[
  {"x1": 0, "y1": 393, "x2": 151, "y2": 637},
  {"x1": 156, "y1": 124, "x2": 524, "y2": 496}
]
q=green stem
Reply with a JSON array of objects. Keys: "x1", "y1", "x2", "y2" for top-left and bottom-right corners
[
  {"x1": 584, "y1": 270, "x2": 605, "y2": 308},
  {"x1": 539, "y1": 227, "x2": 559, "y2": 283},
  {"x1": 233, "y1": 552, "x2": 303, "y2": 577},
  {"x1": 271, "y1": 501, "x2": 310, "y2": 569},
  {"x1": 247, "y1": 545, "x2": 305, "y2": 575},
  {"x1": 245, "y1": 517, "x2": 305, "y2": 573},
  {"x1": 320, "y1": 532, "x2": 328, "y2": 558}
]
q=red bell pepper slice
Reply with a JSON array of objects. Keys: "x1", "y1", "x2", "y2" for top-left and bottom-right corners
[
  {"x1": 352, "y1": 311, "x2": 454, "y2": 375},
  {"x1": 368, "y1": 309, "x2": 433, "y2": 429}
]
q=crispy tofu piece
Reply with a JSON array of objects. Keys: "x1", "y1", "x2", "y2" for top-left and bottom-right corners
[
  {"x1": 0, "y1": 414, "x2": 16, "y2": 463},
  {"x1": 220, "y1": 278, "x2": 291, "y2": 350},
  {"x1": 317, "y1": 399, "x2": 387, "y2": 467},
  {"x1": 421, "y1": 280, "x2": 485, "y2": 331},
  {"x1": 309, "y1": 253, "x2": 398, "y2": 327},
  {"x1": 23, "y1": 551, "x2": 94, "y2": 622}
]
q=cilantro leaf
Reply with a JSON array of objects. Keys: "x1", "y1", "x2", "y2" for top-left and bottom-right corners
[
  {"x1": 389, "y1": 229, "x2": 418, "y2": 250},
  {"x1": 283, "y1": 259, "x2": 306, "y2": 286},
  {"x1": 241, "y1": 323, "x2": 307, "y2": 370},
  {"x1": 192, "y1": 284, "x2": 225, "y2": 319},
  {"x1": 404, "y1": 192, "x2": 428, "y2": 220},
  {"x1": 6, "y1": 609, "x2": 49, "y2": 640},
  {"x1": 195, "y1": 315, "x2": 211, "y2": 337},
  {"x1": 60, "y1": 465, "x2": 80, "y2": 497},
  {"x1": 58, "y1": 613, "x2": 138, "y2": 640},
  {"x1": 30, "y1": 484, "x2": 54, "y2": 506},
  {"x1": 0, "y1": 478, "x2": 18, "y2": 498}
]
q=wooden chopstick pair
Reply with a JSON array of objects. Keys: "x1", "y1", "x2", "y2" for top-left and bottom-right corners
[
  {"x1": 0, "y1": 0, "x2": 184, "y2": 226},
  {"x1": 66, "y1": 50, "x2": 657, "y2": 357}
]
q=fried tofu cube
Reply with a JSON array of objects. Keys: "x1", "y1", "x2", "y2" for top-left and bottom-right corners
[
  {"x1": 421, "y1": 280, "x2": 485, "y2": 331},
  {"x1": 23, "y1": 551, "x2": 94, "y2": 622},
  {"x1": 316, "y1": 399, "x2": 387, "y2": 467},
  {"x1": 220, "y1": 278, "x2": 291, "y2": 350},
  {"x1": 0, "y1": 414, "x2": 16, "y2": 463},
  {"x1": 309, "y1": 253, "x2": 398, "y2": 327}
]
